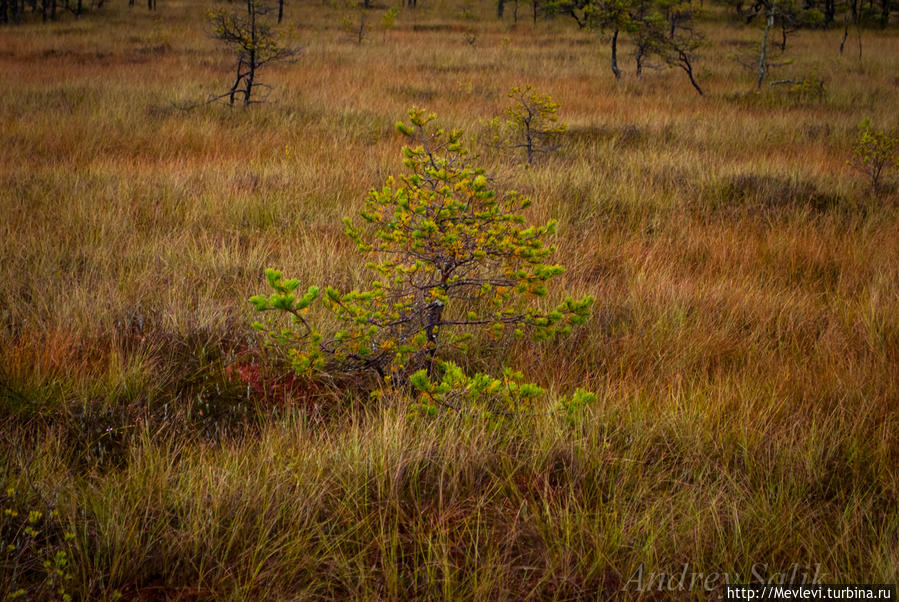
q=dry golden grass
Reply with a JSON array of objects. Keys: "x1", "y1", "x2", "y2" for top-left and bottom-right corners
[{"x1": 1, "y1": 0, "x2": 897, "y2": 599}]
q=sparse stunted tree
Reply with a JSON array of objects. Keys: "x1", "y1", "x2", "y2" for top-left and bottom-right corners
[
  {"x1": 343, "y1": 9, "x2": 372, "y2": 44},
  {"x1": 251, "y1": 109, "x2": 593, "y2": 384},
  {"x1": 746, "y1": 0, "x2": 822, "y2": 89},
  {"x1": 552, "y1": 0, "x2": 704, "y2": 93},
  {"x1": 485, "y1": 86, "x2": 568, "y2": 165},
  {"x1": 850, "y1": 119, "x2": 899, "y2": 195},
  {"x1": 552, "y1": 0, "x2": 633, "y2": 81},
  {"x1": 771, "y1": 0, "x2": 823, "y2": 50},
  {"x1": 379, "y1": 6, "x2": 398, "y2": 41},
  {"x1": 631, "y1": 0, "x2": 666, "y2": 76},
  {"x1": 655, "y1": 3, "x2": 705, "y2": 94},
  {"x1": 748, "y1": 0, "x2": 777, "y2": 90},
  {"x1": 209, "y1": 0, "x2": 294, "y2": 107}
]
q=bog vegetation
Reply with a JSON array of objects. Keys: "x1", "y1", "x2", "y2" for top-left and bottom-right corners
[
  {"x1": 1, "y1": 0, "x2": 898, "y2": 598},
  {"x1": 253, "y1": 108, "x2": 592, "y2": 397}
]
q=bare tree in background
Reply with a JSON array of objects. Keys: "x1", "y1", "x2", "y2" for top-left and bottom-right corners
[
  {"x1": 657, "y1": 7, "x2": 705, "y2": 95},
  {"x1": 553, "y1": 0, "x2": 632, "y2": 82},
  {"x1": 210, "y1": 0, "x2": 295, "y2": 107}
]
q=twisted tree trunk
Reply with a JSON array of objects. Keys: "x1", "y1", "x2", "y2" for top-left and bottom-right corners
[
  {"x1": 611, "y1": 27, "x2": 621, "y2": 82},
  {"x1": 756, "y1": 3, "x2": 774, "y2": 91}
]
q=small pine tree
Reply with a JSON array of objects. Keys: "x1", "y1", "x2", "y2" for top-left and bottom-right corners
[
  {"x1": 380, "y1": 6, "x2": 399, "y2": 41},
  {"x1": 850, "y1": 119, "x2": 898, "y2": 195},
  {"x1": 342, "y1": 10, "x2": 372, "y2": 44},
  {"x1": 485, "y1": 86, "x2": 568, "y2": 165},
  {"x1": 252, "y1": 109, "x2": 592, "y2": 390}
]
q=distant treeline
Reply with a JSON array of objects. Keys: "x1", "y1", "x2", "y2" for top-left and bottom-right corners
[
  {"x1": 0, "y1": 0, "x2": 157, "y2": 24},
  {"x1": 0, "y1": 0, "x2": 893, "y2": 30}
]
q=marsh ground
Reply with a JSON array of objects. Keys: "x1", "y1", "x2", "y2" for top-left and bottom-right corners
[{"x1": 1, "y1": 1, "x2": 897, "y2": 598}]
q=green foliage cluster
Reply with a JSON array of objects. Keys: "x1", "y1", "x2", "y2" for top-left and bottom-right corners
[
  {"x1": 210, "y1": 3, "x2": 287, "y2": 64},
  {"x1": 408, "y1": 361, "x2": 546, "y2": 417},
  {"x1": 253, "y1": 109, "x2": 593, "y2": 412},
  {"x1": 1, "y1": 487, "x2": 74, "y2": 601},
  {"x1": 776, "y1": 0, "x2": 825, "y2": 33},
  {"x1": 787, "y1": 75, "x2": 826, "y2": 102},
  {"x1": 380, "y1": 7, "x2": 399, "y2": 32},
  {"x1": 408, "y1": 359, "x2": 597, "y2": 421},
  {"x1": 850, "y1": 118, "x2": 898, "y2": 194},
  {"x1": 485, "y1": 85, "x2": 568, "y2": 165}
]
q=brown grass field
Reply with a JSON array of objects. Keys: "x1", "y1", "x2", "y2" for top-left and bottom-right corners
[{"x1": 1, "y1": 0, "x2": 898, "y2": 598}]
